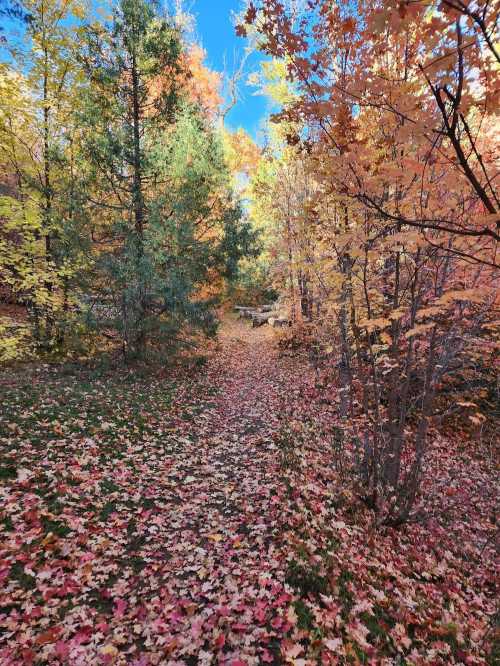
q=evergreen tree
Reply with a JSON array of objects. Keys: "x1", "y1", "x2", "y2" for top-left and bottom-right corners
[
  {"x1": 81, "y1": 0, "x2": 255, "y2": 359},
  {"x1": 79, "y1": 0, "x2": 181, "y2": 357}
]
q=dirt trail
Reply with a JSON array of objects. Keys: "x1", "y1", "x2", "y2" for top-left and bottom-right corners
[
  {"x1": 207, "y1": 315, "x2": 290, "y2": 438},
  {"x1": 143, "y1": 316, "x2": 302, "y2": 662}
]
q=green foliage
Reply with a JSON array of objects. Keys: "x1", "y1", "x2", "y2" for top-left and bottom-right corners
[
  {"x1": 228, "y1": 258, "x2": 277, "y2": 306},
  {"x1": 77, "y1": 1, "x2": 254, "y2": 360},
  {"x1": 0, "y1": 318, "x2": 32, "y2": 362},
  {"x1": 0, "y1": 0, "x2": 258, "y2": 364}
]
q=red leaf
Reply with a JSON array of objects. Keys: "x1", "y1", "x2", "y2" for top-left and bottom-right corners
[
  {"x1": 245, "y1": 3, "x2": 257, "y2": 23},
  {"x1": 114, "y1": 598, "x2": 128, "y2": 618}
]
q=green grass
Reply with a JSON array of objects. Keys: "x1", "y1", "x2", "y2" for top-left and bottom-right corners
[
  {"x1": 286, "y1": 558, "x2": 329, "y2": 597},
  {"x1": 0, "y1": 365, "x2": 177, "y2": 455},
  {"x1": 9, "y1": 562, "x2": 36, "y2": 591}
]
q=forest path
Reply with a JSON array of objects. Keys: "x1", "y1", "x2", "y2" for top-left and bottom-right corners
[
  {"x1": 203, "y1": 313, "x2": 288, "y2": 441},
  {"x1": 2, "y1": 316, "x2": 496, "y2": 664},
  {"x1": 143, "y1": 313, "x2": 305, "y2": 661},
  {"x1": 1, "y1": 314, "x2": 311, "y2": 665}
]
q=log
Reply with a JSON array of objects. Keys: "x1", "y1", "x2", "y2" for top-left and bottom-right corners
[
  {"x1": 235, "y1": 307, "x2": 255, "y2": 319},
  {"x1": 269, "y1": 317, "x2": 289, "y2": 328},
  {"x1": 252, "y1": 312, "x2": 273, "y2": 327}
]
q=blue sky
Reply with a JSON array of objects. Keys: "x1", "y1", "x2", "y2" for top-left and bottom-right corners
[{"x1": 190, "y1": 0, "x2": 269, "y2": 137}]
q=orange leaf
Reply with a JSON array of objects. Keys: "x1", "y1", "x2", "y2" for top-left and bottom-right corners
[{"x1": 35, "y1": 626, "x2": 62, "y2": 645}]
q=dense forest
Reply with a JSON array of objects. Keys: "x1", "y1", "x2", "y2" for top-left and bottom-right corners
[{"x1": 0, "y1": 0, "x2": 498, "y2": 664}]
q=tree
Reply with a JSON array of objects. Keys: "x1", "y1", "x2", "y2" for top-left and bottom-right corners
[
  {"x1": 241, "y1": 0, "x2": 498, "y2": 524},
  {"x1": 0, "y1": 0, "x2": 88, "y2": 353},
  {"x1": 241, "y1": 0, "x2": 499, "y2": 262},
  {"x1": 80, "y1": 0, "x2": 255, "y2": 359}
]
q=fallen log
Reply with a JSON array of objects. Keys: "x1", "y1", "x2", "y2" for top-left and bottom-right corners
[
  {"x1": 269, "y1": 317, "x2": 289, "y2": 328},
  {"x1": 252, "y1": 312, "x2": 273, "y2": 327}
]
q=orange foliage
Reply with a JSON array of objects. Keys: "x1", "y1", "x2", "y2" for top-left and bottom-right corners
[
  {"x1": 182, "y1": 45, "x2": 223, "y2": 118},
  {"x1": 224, "y1": 128, "x2": 261, "y2": 176}
]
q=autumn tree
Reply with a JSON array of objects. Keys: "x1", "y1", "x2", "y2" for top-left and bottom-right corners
[
  {"x1": 0, "y1": 0, "x2": 88, "y2": 355},
  {"x1": 242, "y1": 0, "x2": 499, "y2": 262},
  {"x1": 241, "y1": 0, "x2": 499, "y2": 523}
]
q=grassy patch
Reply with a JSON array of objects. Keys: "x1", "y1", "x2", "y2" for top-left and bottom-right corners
[
  {"x1": 0, "y1": 464, "x2": 16, "y2": 480},
  {"x1": 294, "y1": 598, "x2": 315, "y2": 631},
  {"x1": 286, "y1": 559, "x2": 329, "y2": 597},
  {"x1": 99, "y1": 501, "x2": 117, "y2": 522},
  {"x1": 41, "y1": 517, "x2": 71, "y2": 538},
  {"x1": 338, "y1": 569, "x2": 355, "y2": 619},
  {"x1": 10, "y1": 562, "x2": 36, "y2": 591}
]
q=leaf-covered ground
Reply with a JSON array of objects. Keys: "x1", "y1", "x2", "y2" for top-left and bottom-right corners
[{"x1": 0, "y1": 317, "x2": 498, "y2": 664}]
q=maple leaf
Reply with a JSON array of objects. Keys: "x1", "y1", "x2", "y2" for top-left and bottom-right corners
[
  {"x1": 113, "y1": 598, "x2": 127, "y2": 618},
  {"x1": 16, "y1": 468, "x2": 32, "y2": 482},
  {"x1": 283, "y1": 640, "x2": 304, "y2": 659},
  {"x1": 100, "y1": 644, "x2": 119, "y2": 657},
  {"x1": 54, "y1": 641, "x2": 70, "y2": 659},
  {"x1": 245, "y1": 3, "x2": 257, "y2": 24},
  {"x1": 35, "y1": 626, "x2": 62, "y2": 645},
  {"x1": 208, "y1": 533, "x2": 223, "y2": 542},
  {"x1": 324, "y1": 637, "x2": 343, "y2": 652}
]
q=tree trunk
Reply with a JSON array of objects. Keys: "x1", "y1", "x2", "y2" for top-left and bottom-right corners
[
  {"x1": 131, "y1": 50, "x2": 146, "y2": 354},
  {"x1": 43, "y1": 48, "x2": 54, "y2": 346}
]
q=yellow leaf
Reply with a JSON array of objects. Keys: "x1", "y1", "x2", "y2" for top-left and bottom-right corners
[
  {"x1": 41, "y1": 532, "x2": 56, "y2": 546},
  {"x1": 380, "y1": 332, "x2": 392, "y2": 345}
]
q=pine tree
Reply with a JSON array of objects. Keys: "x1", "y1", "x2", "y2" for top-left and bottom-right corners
[{"x1": 80, "y1": 0, "x2": 255, "y2": 359}]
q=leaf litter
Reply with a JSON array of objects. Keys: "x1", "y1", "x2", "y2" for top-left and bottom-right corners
[{"x1": 0, "y1": 318, "x2": 497, "y2": 664}]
